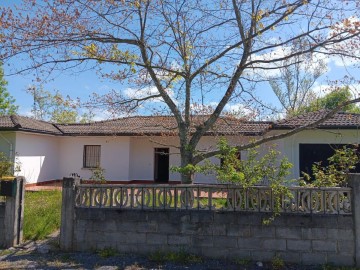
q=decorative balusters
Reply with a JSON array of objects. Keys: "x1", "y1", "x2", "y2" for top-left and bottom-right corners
[{"x1": 74, "y1": 184, "x2": 352, "y2": 215}]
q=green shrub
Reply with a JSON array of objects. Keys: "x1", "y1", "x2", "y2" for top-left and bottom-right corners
[
  {"x1": 211, "y1": 138, "x2": 295, "y2": 223},
  {"x1": 97, "y1": 247, "x2": 118, "y2": 258},
  {"x1": 149, "y1": 250, "x2": 202, "y2": 264},
  {"x1": 271, "y1": 256, "x2": 285, "y2": 270},
  {"x1": 0, "y1": 152, "x2": 13, "y2": 177},
  {"x1": 303, "y1": 145, "x2": 360, "y2": 187},
  {"x1": 234, "y1": 258, "x2": 251, "y2": 266},
  {"x1": 90, "y1": 167, "x2": 106, "y2": 183}
]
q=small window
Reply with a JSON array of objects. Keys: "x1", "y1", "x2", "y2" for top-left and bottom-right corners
[{"x1": 83, "y1": 145, "x2": 101, "y2": 168}]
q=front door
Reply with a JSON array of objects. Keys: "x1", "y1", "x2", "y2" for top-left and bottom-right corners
[{"x1": 154, "y1": 148, "x2": 169, "y2": 183}]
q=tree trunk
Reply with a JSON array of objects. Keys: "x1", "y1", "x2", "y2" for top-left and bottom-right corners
[{"x1": 180, "y1": 145, "x2": 194, "y2": 184}]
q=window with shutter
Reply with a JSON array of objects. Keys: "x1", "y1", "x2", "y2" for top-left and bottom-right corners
[{"x1": 83, "y1": 145, "x2": 101, "y2": 168}]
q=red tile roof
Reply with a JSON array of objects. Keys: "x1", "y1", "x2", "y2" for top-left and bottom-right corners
[
  {"x1": 1, "y1": 110, "x2": 359, "y2": 136},
  {"x1": 0, "y1": 115, "x2": 270, "y2": 136},
  {"x1": 0, "y1": 115, "x2": 62, "y2": 134},
  {"x1": 0, "y1": 115, "x2": 16, "y2": 128},
  {"x1": 56, "y1": 116, "x2": 271, "y2": 136},
  {"x1": 273, "y1": 110, "x2": 360, "y2": 129}
]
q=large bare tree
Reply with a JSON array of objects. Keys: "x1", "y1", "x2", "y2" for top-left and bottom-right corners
[
  {"x1": 268, "y1": 50, "x2": 327, "y2": 116},
  {"x1": 0, "y1": 0, "x2": 359, "y2": 182}
]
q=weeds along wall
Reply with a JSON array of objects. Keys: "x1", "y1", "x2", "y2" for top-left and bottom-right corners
[{"x1": 60, "y1": 176, "x2": 360, "y2": 267}]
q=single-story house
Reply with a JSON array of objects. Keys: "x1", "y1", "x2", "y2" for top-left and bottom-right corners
[{"x1": 0, "y1": 110, "x2": 359, "y2": 185}]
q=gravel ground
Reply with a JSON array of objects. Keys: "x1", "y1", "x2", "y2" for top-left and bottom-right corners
[
  {"x1": 0, "y1": 233, "x2": 326, "y2": 270},
  {"x1": 0, "y1": 251, "x2": 323, "y2": 270}
]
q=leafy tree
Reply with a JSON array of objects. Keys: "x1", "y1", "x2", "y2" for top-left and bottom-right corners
[
  {"x1": 302, "y1": 145, "x2": 360, "y2": 187},
  {"x1": 295, "y1": 86, "x2": 360, "y2": 115},
  {"x1": 268, "y1": 48, "x2": 327, "y2": 116},
  {"x1": 27, "y1": 86, "x2": 56, "y2": 121},
  {"x1": 0, "y1": 152, "x2": 14, "y2": 177},
  {"x1": 214, "y1": 138, "x2": 293, "y2": 187},
  {"x1": 211, "y1": 138, "x2": 294, "y2": 223},
  {"x1": 27, "y1": 85, "x2": 92, "y2": 124},
  {"x1": 0, "y1": 63, "x2": 18, "y2": 115},
  {"x1": 1, "y1": 0, "x2": 360, "y2": 182}
]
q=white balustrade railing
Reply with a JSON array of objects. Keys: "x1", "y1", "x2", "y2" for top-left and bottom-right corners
[{"x1": 75, "y1": 184, "x2": 352, "y2": 215}]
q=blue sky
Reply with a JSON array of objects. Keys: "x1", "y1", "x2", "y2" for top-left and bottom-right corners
[
  {"x1": 5, "y1": 53, "x2": 357, "y2": 119},
  {"x1": 3, "y1": 0, "x2": 360, "y2": 120},
  {"x1": 6, "y1": 64, "x2": 122, "y2": 117}
]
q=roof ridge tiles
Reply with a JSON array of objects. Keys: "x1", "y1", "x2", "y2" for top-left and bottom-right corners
[
  {"x1": 10, "y1": 115, "x2": 21, "y2": 128},
  {"x1": 14, "y1": 115, "x2": 59, "y2": 125},
  {"x1": 52, "y1": 123, "x2": 65, "y2": 134},
  {"x1": 56, "y1": 115, "x2": 270, "y2": 127},
  {"x1": 56, "y1": 115, "x2": 177, "y2": 126}
]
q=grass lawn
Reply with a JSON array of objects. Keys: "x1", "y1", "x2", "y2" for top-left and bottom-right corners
[{"x1": 23, "y1": 190, "x2": 62, "y2": 241}]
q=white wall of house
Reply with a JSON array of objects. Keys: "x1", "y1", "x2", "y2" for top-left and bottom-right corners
[
  {"x1": 58, "y1": 136, "x2": 131, "y2": 181},
  {"x1": 10, "y1": 132, "x2": 262, "y2": 184},
  {"x1": 15, "y1": 132, "x2": 60, "y2": 183},
  {"x1": 272, "y1": 129, "x2": 360, "y2": 179},
  {"x1": 129, "y1": 136, "x2": 179, "y2": 182},
  {"x1": 11, "y1": 128, "x2": 360, "y2": 185},
  {"x1": 128, "y1": 135, "x2": 252, "y2": 184},
  {"x1": 129, "y1": 136, "x2": 221, "y2": 183}
]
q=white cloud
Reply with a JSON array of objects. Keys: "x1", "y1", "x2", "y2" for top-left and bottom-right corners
[
  {"x1": 245, "y1": 46, "x2": 290, "y2": 78},
  {"x1": 19, "y1": 108, "x2": 34, "y2": 117},
  {"x1": 245, "y1": 14, "x2": 360, "y2": 80},
  {"x1": 325, "y1": 16, "x2": 360, "y2": 67},
  {"x1": 224, "y1": 103, "x2": 254, "y2": 116},
  {"x1": 245, "y1": 45, "x2": 329, "y2": 79},
  {"x1": 330, "y1": 55, "x2": 360, "y2": 67},
  {"x1": 91, "y1": 112, "x2": 110, "y2": 121},
  {"x1": 120, "y1": 86, "x2": 178, "y2": 115},
  {"x1": 190, "y1": 102, "x2": 256, "y2": 118},
  {"x1": 124, "y1": 86, "x2": 160, "y2": 101},
  {"x1": 98, "y1": 84, "x2": 112, "y2": 91},
  {"x1": 138, "y1": 61, "x2": 183, "y2": 83},
  {"x1": 123, "y1": 86, "x2": 176, "y2": 103},
  {"x1": 311, "y1": 83, "x2": 332, "y2": 97}
]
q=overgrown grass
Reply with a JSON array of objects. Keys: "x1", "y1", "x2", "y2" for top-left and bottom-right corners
[
  {"x1": 23, "y1": 190, "x2": 62, "y2": 241},
  {"x1": 149, "y1": 250, "x2": 202, "y2": 264},
  {"x1": 322, "y1": 265, "x2": 359, "y2": 270},
  {"x1": 97, "y1": 247, "x2": 118, "y2": 258}
]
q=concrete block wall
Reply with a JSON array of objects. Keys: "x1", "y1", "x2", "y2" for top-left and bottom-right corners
[
  {"x1": 71, "y1": 209, "x2": 354, "y2": 266},
  {"x1": 60, "y1": 175, "x2": 360, "y2": 266}
]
